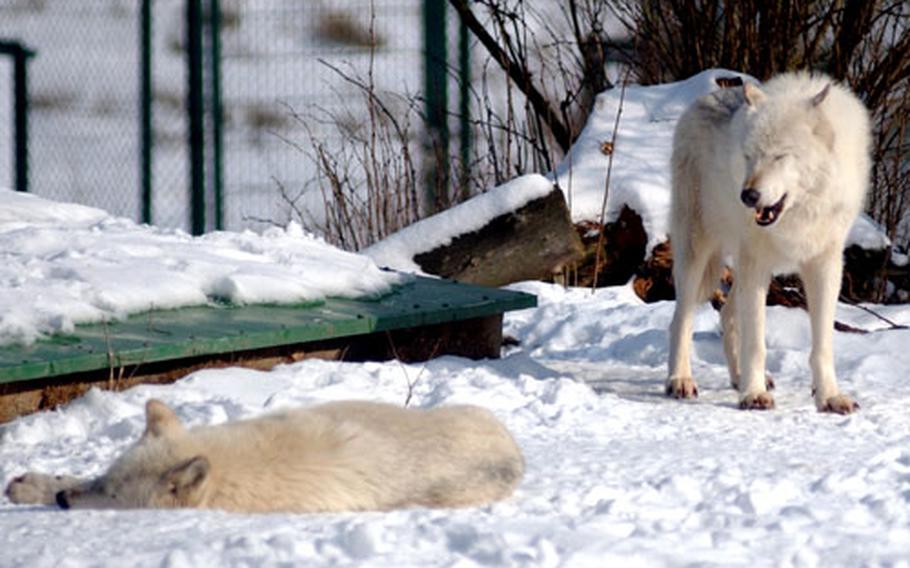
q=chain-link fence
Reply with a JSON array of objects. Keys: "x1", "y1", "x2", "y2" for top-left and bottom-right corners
[
  {"x1": 219, "y1": 1, "x2": 426, "y2": 233},
  {"x1": 0, "y1": 2, "x2": 143, "y2": 218},
  {"x1": 0, "y1": 0, "x2": 444, "y2": 236}
]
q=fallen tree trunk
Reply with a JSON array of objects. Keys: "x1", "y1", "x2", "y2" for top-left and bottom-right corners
[
  {"x1": 414, "y1": 188, "x2": 583, "y2": 287},
  {"x1": 634, "y1": 240, "x2": 895, "y2": 306}
]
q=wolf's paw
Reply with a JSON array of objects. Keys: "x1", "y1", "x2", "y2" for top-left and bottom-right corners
[
  {"x1": 5, "y1": 473, "x2": 76, "y2": 505},
  {"x1": 666, "y1": 377, "x2": 698, "y2": 399},
  {"x1": 819, "y1": 394, "x2": 859, "y2": 415},
  {"x1": 731, "y1": 373, "x2": 775, "y2": 391},
  {"x1": 738, "y1": 392, "x2": 776, "y2": 410}
]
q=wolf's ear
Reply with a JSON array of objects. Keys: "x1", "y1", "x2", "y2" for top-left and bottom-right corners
[
  {"x1": 144, "y1": 399, "x2": 185, "y2": 439},
  {"x1": 743, "y1": 82, "x2": 766, "y2": 107},
  {"x1": 813, "y1": 114, "x2": 836, "y2": 150},
  {"x1": 164, "y1": 456, "x2": 210, "y2": 503},
  {"x1": 811, "y1": 83, "x2": 831, "y2": 107}
]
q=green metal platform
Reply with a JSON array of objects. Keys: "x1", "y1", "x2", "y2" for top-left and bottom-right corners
[{"x1": 0, "y1": 277, "x2": 536, "y2": 385}]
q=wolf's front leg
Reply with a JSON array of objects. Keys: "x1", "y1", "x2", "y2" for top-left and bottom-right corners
[
  {"x1": 667, "y1": 246, "x2": 712, "y2": 399},
  {"x1": 801, "y1": 249, "x2": 858, "y2": 414},
  {"x1": 721, "y1": 282, "x2": 741, "y2": 387},
  {"x1": 5, "y1": 473, "x2": 83, "y2": 506},
  {"x1": 736, "y1": 255, "x2": 775, "y2": 410},
  {"x1": 724, "y1": 283, "x2": 776, "y2": 392}
]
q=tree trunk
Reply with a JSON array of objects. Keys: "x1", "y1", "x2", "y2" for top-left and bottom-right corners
[{"x1": 414, "y1": 189, "x2": 583, "y2": 287}]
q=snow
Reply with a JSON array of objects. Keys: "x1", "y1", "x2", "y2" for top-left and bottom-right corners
[
  {"x1": 0, "y1": 189, "x2": 404, "y2": 346},
  {"x1": 849, "y1": 215, "x2": 893, "y2": 251},
  {"x1": 2, "y1": 281, "x2": 910, "y2": 566}
]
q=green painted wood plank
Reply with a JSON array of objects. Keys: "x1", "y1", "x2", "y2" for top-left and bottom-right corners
[{"x1": 0, "y1": 277, "x2": 536, "y2": 384}]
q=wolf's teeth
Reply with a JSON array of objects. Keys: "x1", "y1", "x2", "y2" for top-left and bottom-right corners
[{"x1": 755, "y1": 207, "x2": 778, "y2": 226}]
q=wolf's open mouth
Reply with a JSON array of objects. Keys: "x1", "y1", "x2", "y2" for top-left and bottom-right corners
[{"x1": 755, "y1": 194, "x2": 787, "y2": 226}]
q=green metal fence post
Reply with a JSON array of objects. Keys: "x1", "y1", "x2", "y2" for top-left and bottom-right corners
[
  {"x1": 13, "y1": 46, "x2": 32, "y2": 193},
  {"x1": 140, "y1": 0, "x2": 153, "y2": 224},
  {"x1": 209, "y1": 0, "x2": 224, "y2": 231},
  {"x1": 423, "y1": 0, "x2": 448, "y2": 214},
  {"x1": 458, "y1": 13, "x2": 471, "y2": 202},
  {"x1": 187, "y1": 0, "x2": 206, "y2": 235},
  {"x1": 0, "y1": 41, "x2": 35, "y2": 193}
]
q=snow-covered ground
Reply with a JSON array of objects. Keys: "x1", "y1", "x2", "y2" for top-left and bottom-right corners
[{"x1": 2, "y1": 281, "x2": 910, "y2": 566}]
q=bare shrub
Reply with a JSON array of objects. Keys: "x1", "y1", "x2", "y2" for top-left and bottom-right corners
[
  {"x1": 270, "y1": 1, "x2": 419, "y2": 250},
  {"x1": 451, "y1": 0, "x2": 624, "y2": 159},
  {"x1": 286, "y1": 64, "x2": 421, "y2": 251}
]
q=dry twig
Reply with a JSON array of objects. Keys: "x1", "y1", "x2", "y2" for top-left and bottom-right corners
[{"x1": 591, "y1": 76, "x2": 629, "y2": 293}]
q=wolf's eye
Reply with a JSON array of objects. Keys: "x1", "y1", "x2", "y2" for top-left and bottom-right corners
[{"x1": 773, "y1": 154, "x2": 787, "y2": 162}]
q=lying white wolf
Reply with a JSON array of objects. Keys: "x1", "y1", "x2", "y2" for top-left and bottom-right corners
[
  {"x1": 5, "y1": 399, "x2": 524, "y2": 512},
  {"x1": 667, "y1": 72, "x2": 870, "y2": 413}
]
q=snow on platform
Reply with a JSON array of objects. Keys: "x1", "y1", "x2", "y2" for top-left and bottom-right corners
[{"x1": 0, "y1": 189, "x2": 405, "y2": 347}]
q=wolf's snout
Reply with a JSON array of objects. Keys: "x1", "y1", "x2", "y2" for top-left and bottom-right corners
[
  {"x1": 55, "y1": 490, "x2": 70, "y2": 509},
  {"x1": 740, "y1": 188, "x2": 761, "y2": 208}
]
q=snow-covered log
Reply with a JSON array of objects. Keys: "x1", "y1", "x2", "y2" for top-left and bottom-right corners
[
  {"x1": 365, "y1": 175, "x2": 584, "y2": 287},
  {"x1": 413, "y1": 189, "x2": 582, "y2": 286}
]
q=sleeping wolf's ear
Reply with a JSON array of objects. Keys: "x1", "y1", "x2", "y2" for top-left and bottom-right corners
[
  {"x1": 144, "y1": 399, "x2": 186, "y2": 439},
  {"x1": 811, "y1": 83, "x2": 831, "y2": 107},
  {"x1": 165, "y1": 456, "x2": 210, "y2": 503},
  {"x1": 743, "y1": 82, "x2": 766, "y2": 107}
]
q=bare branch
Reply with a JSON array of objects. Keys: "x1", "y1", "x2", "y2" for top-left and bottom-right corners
[{"x1": 449, "y1": 0, "x2": 573, "y2": 152}]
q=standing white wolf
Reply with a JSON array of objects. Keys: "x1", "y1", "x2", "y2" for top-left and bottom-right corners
[
  {"x1": 5, "y1": 399, "x2": 524, "y2": 512},
  {"x1": 667, "y1": 72, "x2": 870, "y2": 413}
]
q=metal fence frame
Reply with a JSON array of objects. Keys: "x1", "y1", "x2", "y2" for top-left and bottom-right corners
[
  {"x1": 136, "y1": 0, "x2": 222, "y2": 234},
  {"x1": 0, "y1": 40, "x2": 35, "y2": 194}
]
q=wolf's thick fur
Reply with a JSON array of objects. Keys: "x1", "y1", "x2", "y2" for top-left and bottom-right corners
[
  {"x1": 5, "y1": 399, "x2": 524, "y2": 512},
  {"x1": 667, "y1": 72, "x2": 870, "y2": 413}
]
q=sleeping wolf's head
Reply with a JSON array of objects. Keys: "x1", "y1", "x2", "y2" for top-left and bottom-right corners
[
  {"x1": 734, "y1": 79, "x2": 836, "y2": 228},
  {"x1": 55, "y1": 400, "x2": 211, "y2": 510}
]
